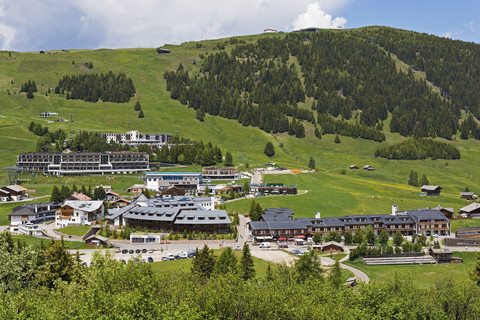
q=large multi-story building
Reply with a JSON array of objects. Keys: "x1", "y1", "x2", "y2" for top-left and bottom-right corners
[
  {"x1": 202, "y1": 167, "x2": 241, "y2": 180},
  {"x1": 106, "y1": 195, "x2": 230, "y2": 233},
  {"x1": 9, "y1": 202, "x2": 61, "y2": 232},
  {"x1": 143, "y1": 172, "x2": 202, "y2": 195},
  {"x1": 249, "y1": 208, "x2": 451, "y2": 241},
  {"x1": 101, "y1": 130, "x2": 172, "y2": 149},
  {"x1": 17, "y1": 151, "x2": 149, "y2": 175}
]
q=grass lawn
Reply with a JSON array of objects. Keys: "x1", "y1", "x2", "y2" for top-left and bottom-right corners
[
  {"x1": 57, "y1": 225, "x2": 91, "y2": 237},
  {"x1": 150, "y1": 248, "x2": 270, "y2": 277},
  {"x1": 344, "y1": 251, "x2": 476, "y2": 289},
  {"x1": 451, "y1": 219, "x2": 480, "y2": 233},
  {"x1": 12, "y1": 235, "x2": 89, "y2": 250}
]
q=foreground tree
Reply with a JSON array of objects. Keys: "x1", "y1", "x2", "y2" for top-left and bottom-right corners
[
  {"x1": 214, "y1": 247, "x2": 238, "y2": 275},
  {"x1": 295, "y1": 250, "x2": 323, "y2": 283},
  {"x1": 379, "y1": 230, "x2": 389, "y2": 245},
  {"x1": 239, "y1": 243, "x2": 255, "y2": 280},
  {"x1": 191, "y1": 245, "x2": 215, "y2": 279}
]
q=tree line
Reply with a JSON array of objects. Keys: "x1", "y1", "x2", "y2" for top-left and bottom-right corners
[
  {"x1": 317, "y1": 113, "x2": 385, "y2": 142},
  {"x1": 165, "y1": 30, "x2": 462, "y2": 139},
  {"x1": 50, "y1": 184, "x2": 107, "y2": 203},
  {"x1": 374, "y1": 138, "x2": 460, "y2": 160},
  {"x1": 1, "y1": 231, "x2": 480, "y2": 319},
  {"x1": 55, "y1": 71, "x2": 136, "y2": 103},
  {"x1": 358, "y1": 27, "x2": 480, "y2": 119}
]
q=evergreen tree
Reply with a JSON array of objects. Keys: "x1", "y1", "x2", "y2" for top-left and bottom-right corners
[
  {"x1": 50, "y1": 185, "x2": 62, "y2": 203},
  {"x1": 138, "y1": 110, "x2": 144, "y2": 118},
  {"x1": 420, "y1": 174, "x2": 429, "y2": 186},
  {"x1": 365, "y1": 226, "x2": 376, "y2": 245},
  {"x1": 393, "y1": 231, "x2": 404, "y2": 246},
  {"x1": 196, "y1": 108, "x2": 205, "y2": 122},
  {"x1": 295, "y1": 250, "x2": 322, "y2": 283},
  {"x1": 93, "y1": 187, "x2": 106, "y2": 200},
  {"x1": 465, "y1": 186, "x2": 471, "y2": 192},
  {"x1": 378, "y1": 230, "x2": 389, "y2": 245},
  {"x1": 60, "y1": 185, "x2": 71, "y2": 201},
  {"x1": 39, "y1": 238, "x2": 75, "y2": 288},
  {"x1": 239, "y1": 243, "x2": 255, "y2": 281},
  {"x1": 353, "y1": 229, "x2": 363, "y2": 244},
  {"x1": 313, "y1": 233, "x2": 323, "y2": 244},
  {"x1": 328, "y1": 260, "x2": 342, "y2": 288},
  {"x1": 308, "y1": 156, "x2": 316, "y2": 169},
  {"x1": 214, "y1": 247, "x2": 238, "y2": 275},
  {"x1": 334, "y1": 135, "x2": 340, "y2": 143},
  {"x1": 343, "y1": 232, "x2": 353, "y2": 245},
  {"x1": 242, "y1": 181, "x2": 250, "y2": 194},
  {"x1": 134, "y1": 101, "x2": 142, "y2": 111},
  {"x1": 264, "y1": 142, "x2": 275, "y2": 157},
  {"x1": 224, "y1": 151, "x2": 233, "y2": 166},
  {"x1": 191, "y1": 245, "x2": 215, "y2": 279}
]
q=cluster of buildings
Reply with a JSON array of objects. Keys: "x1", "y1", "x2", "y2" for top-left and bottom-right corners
[
  {"x1": 249, "y1": 205, "x2": 451, "y2": 242},
  {"x1": 8, "y1": 194, "x2": 231, "y2": 235},
  {"x1": 0, "y1": 185, "x2": 28, "y2": 202}
]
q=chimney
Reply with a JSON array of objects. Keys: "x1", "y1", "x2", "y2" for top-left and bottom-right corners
[
  {"x1": 315, "y1": 212, "x2": 321, "y2": 219},
  {"x1": 392, "y1": 204, "x2": 398, "y2": 215}
]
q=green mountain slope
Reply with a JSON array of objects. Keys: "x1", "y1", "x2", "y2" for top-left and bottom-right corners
[{"x1": 0, "y1": 27, "x2": 479, "y2": 221}]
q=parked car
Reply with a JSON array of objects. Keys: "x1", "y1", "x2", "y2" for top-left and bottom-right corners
[
  {"x1": 141, "y1": 258, "x2": 146, "y2": 263},
  {"x1": 259, "y1": 242, "x2": 271, "y2": 248},
  {"x1": 142, "y1": 248, "x2": 147, "y2": 253},
  {"x1": 122, "y1": 249, "x2": 128, "y2": 254},
  {"x1": 167, "y1": 253, "x2": 175, "y2": 260},
  {"x1": 135, "y1": 249, "x2": 141, "y2": 254},
  {"x1": 148, "y1": 249, "x2": 154, "y2": 253},
  {"x1": 147, "y1": 257, "x2": 154, "y2": 263},
  {"x1": 234, "y1": 245, "x2": 241, "y2": 250},
  {"x1": 179, "y1": 251, "x2": 188, "y2": 259},
  {"x1": 278, "y1": 242, "x2": 288, "y2": 248},
  {"x1": 290, "y1": 249, "x2": 301, "y2": 255},
  {"x1": 129, "y1": 249, "x2": 134, "y2": 254},
  {"x1": 174, "y1": 255, "x2": 181, "y2": 260},
  {"x1": 187, "y1": 253, "x2": 195, "y2": 258},
  {"x1": 161, "y1": 256, "x2": 168, "y2": 261}
]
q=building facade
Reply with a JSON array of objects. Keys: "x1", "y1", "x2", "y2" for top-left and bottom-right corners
[
  {"x1": 9, "y1": 202, "x2": 61, "y2": 232},
  {"x1": 101, "y1": 130, "x2": 172, "y2": 149},
  {"x1": 202, "y1": 166, "x2": 241, "y2": 180},
  {"x1": 249, "y1": 208, "x2": 450, "y2": 241},
  {"x1": 17, "y1": 151, "x2": 149, "y2": 175},
  {"x1": 55, "y1": 201, "x2": 105, "y2": 228},
  {"x1": 143, "y1": 172, "x2": 202, "y2": 195}
]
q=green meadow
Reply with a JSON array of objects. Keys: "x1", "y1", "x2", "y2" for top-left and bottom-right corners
[{"x1": 0, "y1": 33, "x2": 479, "y2": 228}]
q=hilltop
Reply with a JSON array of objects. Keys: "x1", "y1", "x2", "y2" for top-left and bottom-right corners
[{"x1": 1, "y1": 26, "x2": 480, "y2": 221}]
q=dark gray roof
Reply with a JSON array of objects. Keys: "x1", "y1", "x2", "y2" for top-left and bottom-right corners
[
  {"x1": 9, "y1": 207, "x2": 35, "y2": 216},
  {"x1": 250, "y1": 219, "x2": 307, "y2": 230},
  {"x1": 85, "y1": 234, "x2": 108, "y2": 242},
  {"x1": 174, "y1": 210, "x2": 230, "y2": 225},
  {"x1": 124, "y1": 207, "x2": 180, "y2": 222},
  {"x1": 249, "y1": 221, "x2": 269, "y2": 230},
  {"x1": 405, "y1": 209, "x2": 449, "y2": 222},
  {"x1": 263, "y1": 208, "x2": 294, "y2": 216},
  {"x1": 106, "y1": 202, "x2": 138, "y2": 220}
]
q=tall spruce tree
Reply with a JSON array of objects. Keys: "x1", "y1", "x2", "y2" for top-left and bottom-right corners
[
  {"x1": 239, "y1": 243, "x2": 255, "y2": 281},
  {"x1": 264, "y1": 142, "x2": 275, "y2": 157}
]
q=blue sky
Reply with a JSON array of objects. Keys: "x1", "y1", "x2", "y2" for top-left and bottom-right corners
[{"x1": 0, "y1": 0, "x2": 478, "y2": 51}]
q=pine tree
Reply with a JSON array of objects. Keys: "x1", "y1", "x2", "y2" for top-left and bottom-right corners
[
  {"x1": 138, "y1": 110, "x2": 144, "y2": 118},
  {"x1": 308, "y1": 156, "x2": 316, "y2": 169},
  {"x1": 334, "y1": 135, "x2": 340, "y2": 143},
  {"x1": 134, "y1": 101, "x2": 142, "y2": 111},
  {"x1": 50, "y1": 186, "x2": 61, "y2": 203},
  {"x1": 239, "y1": 243, "x2": 255, "y2": 281},
  {"x1": 379, "y1": 230, "x2": 389, "y2": 245},
  {"x1": 328, "y1": 260, "x2": 342, "y2": 288},
  {"x1": 214, "y1": 247, "x2": 238, "y2": 275},
  {"x1": 393, "y1": 231, "x2": 404, "y2": 246},
  {"x1": 420, "y1": 174, "x2": 429, "y2": 186},
  {"x1": 224, "y1": 151, "x2": 233, "y2": 166},
  {"x1": 264, "y1": 142, "x2": 275, "y2": 157},
  {"x1": 191, "y1": 245, "x2": 215, "y2": 279},
  {"x1": 242, "y1": 181, "x2": 250, "y2": 194}
]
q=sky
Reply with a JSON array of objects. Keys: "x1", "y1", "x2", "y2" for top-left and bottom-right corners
[{"x1": 0, "y1": 0, "x2": 479, "y2": 51}]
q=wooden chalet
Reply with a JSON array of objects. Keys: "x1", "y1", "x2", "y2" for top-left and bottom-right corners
[
  {"x1": 460, "y1": 192, "x2": 474, "y2": 200},
  {"x1": 420, "y1": 185, "x2": 442, "y2": 196},
  {"x1": 111, "y1": 198, "x2": 131, "y2": 208},
  {"x1": 160, "y1": 186, "x2": 186, "y2": 198},
  {"x1": 321, "y1": 241, "x2": 344, "y2": 253},
  {"x1": 85, "y1": 234, "x2": 109, "y2": 247}
]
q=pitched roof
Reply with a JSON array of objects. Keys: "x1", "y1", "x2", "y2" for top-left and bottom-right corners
[
  {"x1": 432, "y1": 206, "x2": 454, "y2": 214},
  {"x1": 9, "y1": 207, "x2": 35, "y2": 216},
  {"x1": 69, "y1": 193, "x2": 92, "y2": 201},
  {"x1": 421, "y1": 185, "x2": 442, "y2": 191},
  {"x1": 62, "y1": 201, "x2": 104, "y2": 212},
  {"x1": 85, "y1": 234, "x2": 109, "y2": 242},
  {"x1": 175, "y1": 210, "x2": 231, "y2": 225},
  {"x1": 460, "y1": 192, "x2": 474, "y2": 196},
  {"x1": 321, "y1": 241, "x2": 344, "y2": 249},
  {"x1": 4, "y1": 185, "x2": 26, "y2": 193},
  {"x1": 405, "y1": 209, "x2": 449, "y2": 222},
  {"x1": 106, "y1": 191, "x2": 120, "y2": 196},
  {"x1": 460, "y1": 202, "x2": 480, "y2": 213},
  {"x1": 112, "y1": 198, "x2": 130, "y2": 204}
]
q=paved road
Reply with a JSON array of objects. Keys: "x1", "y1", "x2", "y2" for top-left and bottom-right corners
[{"x1": 251, "y1": 171, "x2": 263, "y2": 184}]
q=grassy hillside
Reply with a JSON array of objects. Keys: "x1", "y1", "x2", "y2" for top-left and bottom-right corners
[{"x1": 0, "y1": 28, "x2": 480, "y2": 224}]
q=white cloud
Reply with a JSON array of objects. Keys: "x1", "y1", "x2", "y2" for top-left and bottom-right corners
[
  {"x1": 0, "y1": 0, "x2": 354, "y2": 51},
  {"x1": 292, "y1": 2, "x2": 347, "y2": 30}
]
